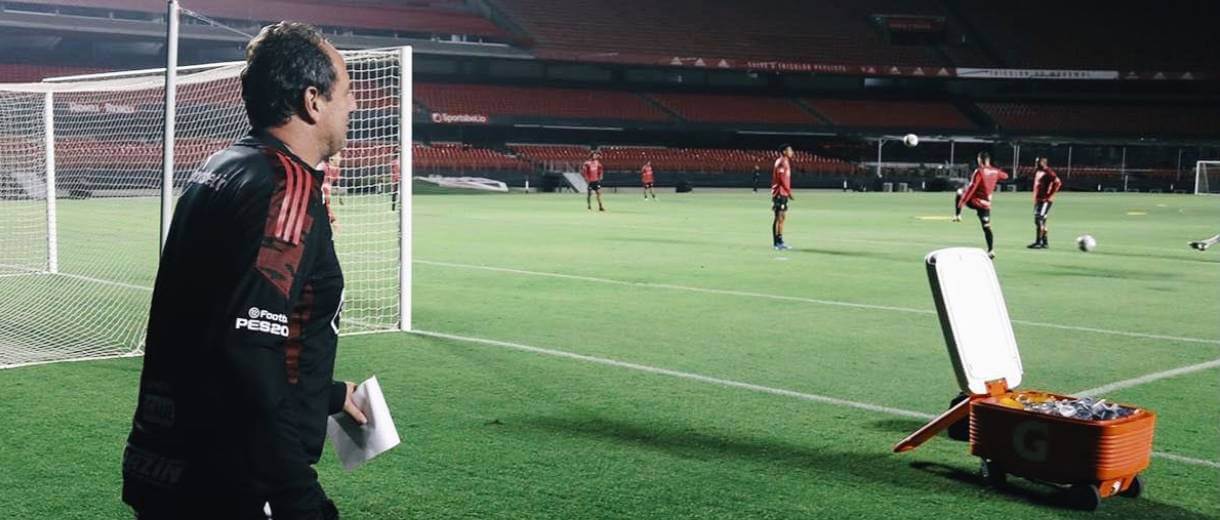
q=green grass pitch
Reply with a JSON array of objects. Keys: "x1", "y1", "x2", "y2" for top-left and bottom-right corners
[{"x1": 0, "y1": 189, "x2": 1216, "y2": 519}]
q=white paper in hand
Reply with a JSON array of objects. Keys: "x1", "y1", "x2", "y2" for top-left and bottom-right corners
[{"x1": 327, "y1": 376, "x2": 400, "y2": 471}]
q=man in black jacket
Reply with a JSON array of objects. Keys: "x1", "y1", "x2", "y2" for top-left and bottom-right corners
[{"x1": 123, "y1": 22, "x2": 366, "y2": 520}]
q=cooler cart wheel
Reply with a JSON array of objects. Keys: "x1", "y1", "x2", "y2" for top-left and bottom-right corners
[
  {"x1": 979, "y1": 459, "x2": 1006, "y2": 486},
  {"x1": 1068, "y1": 484, "x2": 1102, "y2": 511},
  {"x1": 1119, "y1": 475, "x2": 1144, "y2": 499}
]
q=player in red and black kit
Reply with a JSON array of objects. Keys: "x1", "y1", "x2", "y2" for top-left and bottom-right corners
[
  {"x1": 954, "y1": 151, "x2": 1009, "y2": 258},
  {"x1": 122, "y1": 23, "x2": 366, "y2": 520},
  {"x1": 321, "y1": 152, "x2": 342, "y2": 226},
  {"x1": 390, "y1": 156, "x2": 401, "y2": 211},
  {"x1": 1028, "y1": 157, "x2": 1062, "y2": 249},
  {"x1": 582, "y1": 150, "x2": 605, "y2": 211},
  {"x1": 771, "y1": 145, "x2": 795, "y2": 250},
  {"x1": 641, "y1": 161, "x2": 656, "y2": 200}
]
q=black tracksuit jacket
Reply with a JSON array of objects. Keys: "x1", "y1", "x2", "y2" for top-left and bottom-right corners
[{"x1": 122, "y1": 131, "x2": 346, "y2": 519}]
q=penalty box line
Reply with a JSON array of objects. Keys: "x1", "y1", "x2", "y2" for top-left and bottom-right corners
[{"x1": 410, "y1": 329, "x2": 1220, "y2": 469}]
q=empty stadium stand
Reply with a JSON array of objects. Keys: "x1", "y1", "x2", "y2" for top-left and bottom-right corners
[
  {"x1": 14, "y1": 0, "x2": 509, "y2": 39},
  {"x1": 416, "y1": 83, "x2": 671, "y2": 122},
  {"x1": 489, "y1": 0, "x2": 946, "y2": 67},
  {"x1": 0, "y1": 64, "x2": 105, "y2": 83},
  {"x1": 807, "y1": 99, "x2": 975, "y2": 130},
  {"x1": 979, "y1": 102, "x2": 1220, "y2": 137},
  {"x1": 414, "y1": 143, "x2": 528, "y2": 171},
  {"x1": 511, "y1": 144, "x2": 856, "y2": 175},
  {"x1": 648, "y1": 94, "x2": 821, "y2": 125},
  {"x1": 951, "y1": 1, "x2": 1218, "y2": 71}
]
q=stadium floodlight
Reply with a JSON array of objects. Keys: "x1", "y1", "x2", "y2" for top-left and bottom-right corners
[
  {"x1": 0, "y1": 47, "x2": 412, "y2": 368},
  {"x1": 1195, "y1": 161, "x2": 1220, "y2": 194}
]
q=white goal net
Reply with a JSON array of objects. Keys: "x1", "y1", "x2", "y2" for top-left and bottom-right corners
[
  {"x1": 1196, "y1": 161, "x2": 1220, "y2": 194},
  {"x1": 0, "y1": 48, "x2": 411, "y2": 368}
]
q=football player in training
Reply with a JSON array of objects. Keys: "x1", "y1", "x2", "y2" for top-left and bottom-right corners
[
  {"x1": 640, "y1": 161, "x2": 657, "y2": 200},
  {"x1": 771, "y1": 144, "x2": 795, "y2": 250},
  {"x1": 1189, "y1": 234, "x2": 1219, "y2": 251},
  {"x1": 582, "y1": 150, "x2": 606, "y2": 211},
  {"x1": 954, "y1": 151, "x2": 1009, "y2": 258},
  {"x1": 321, "y1": 152, "x2": 342, "y2": 226},
  {"x1": 390, "y1": 156, "x2": 401, "y2": 211},
  {"x1": 1028, "y1": 157, "x2": 1062, "y2": 249}
]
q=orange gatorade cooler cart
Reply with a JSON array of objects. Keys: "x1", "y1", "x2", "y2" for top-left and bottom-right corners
[{"x1": 894, "y1": 248, "x2": 1156, "y2": 510}]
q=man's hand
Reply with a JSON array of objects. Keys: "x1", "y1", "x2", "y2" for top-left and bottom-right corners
[{"x1": 343, "y1": 381, "x2": 369, "y2": 425}]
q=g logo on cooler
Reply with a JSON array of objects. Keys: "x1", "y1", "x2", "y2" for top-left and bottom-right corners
[
  {"x1": 248, "y1": 307, "x2": 261, "y2": 318},
  {"x1": 1012, "y1": 421, "x2": 1049, "y2": 462}
]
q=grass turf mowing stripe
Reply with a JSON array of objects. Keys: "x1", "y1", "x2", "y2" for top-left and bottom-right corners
[
  {"x1": 412, "y1": 329, "x2": 1220, "y2": 469},
  {"x1": 416, "y1": 259, "x2": 1220, "y2": 347},
  {"x1": 412, "y1": 329, "x2": 934, "y2": 420},
  {"x1": 1075, "y1": 357, "x2": 1220, "y2": 397}
]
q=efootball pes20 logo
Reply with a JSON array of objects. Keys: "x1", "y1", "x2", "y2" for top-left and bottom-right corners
[{"x1": 235, "y1": 307, "x2": 290, "y2": 337}]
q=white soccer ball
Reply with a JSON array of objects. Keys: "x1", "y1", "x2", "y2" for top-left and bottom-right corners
[
  {"x1": 903, "y1": 133, "x2": 919, "y2": 147},
  {"x1": 1076, "y1": 234, "x2": 1097, "y2": 252}
]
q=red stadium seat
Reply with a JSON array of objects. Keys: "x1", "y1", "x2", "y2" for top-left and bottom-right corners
[
  {"x1": 416, "y1": 84, "x2": 670, "y2": 122},
  {"x1": 809, "y1": 99, "x2": 974, "y2": 130}
]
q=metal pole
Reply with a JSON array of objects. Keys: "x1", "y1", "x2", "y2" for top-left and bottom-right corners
[
  {"x1": 1011, "y1": 142, "x2": 1019, "y2": 179},
  {"x1": 398, "y1": 46, "x2": 413, "y2": 332},
  {"x1": 44, "y1": 91, "x2": 58, "y2": 274},
  {"x1": 875, "y1": 139, "x2": 883, "y2": 178},
  {"x1": 1067, "y1": 145, "x2": 1073, "y2": 179},
  {"x1": 949, "y1": 139, "x2": 955, "y2": 166},
  {"x1": 1176, "y1": 148, "x2": 1183, "y2": 182},
  {"x1": 160, "y1": 0, "x2": 179, "y2": 253},
  {"x1": 1122, "y1": 146, "x2": 1128, "y2": 192}
]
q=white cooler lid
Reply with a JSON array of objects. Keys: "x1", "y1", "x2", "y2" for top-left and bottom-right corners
[{"x1": 925, "y1": 248, "x2": 1023, "y2": 395}]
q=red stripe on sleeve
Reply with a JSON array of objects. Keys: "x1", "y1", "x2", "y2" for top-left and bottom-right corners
[
  {"x1": 274, "y1": 154, "x2": 296, "y2": 240},
  {"x1": 287, "y1": 166, "x2": 313, "y2": 245}
]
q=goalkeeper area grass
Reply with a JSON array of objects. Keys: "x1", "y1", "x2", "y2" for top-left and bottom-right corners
[{"x1": 1, "y1": 189, "x2": 1216, "y2": 519}]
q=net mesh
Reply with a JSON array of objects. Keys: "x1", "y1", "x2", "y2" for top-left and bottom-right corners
[
  {"x1": 0, "y1": 49, "x2": 405, "y2": 368},
  {"x1": 0, "y1": 91, "x2": 48, "y2": 277},
  {"x1": 1197, "y1": 161, "x2": 1219, "y2": 194}
]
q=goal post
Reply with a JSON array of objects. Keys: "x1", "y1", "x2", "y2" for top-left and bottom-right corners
[
  {"x1": 1195, "y1": 161, "x2": 1220, "y2": 194},
  {"x1": 0, "y1": 47, "x2": 413, "y2": 368}
]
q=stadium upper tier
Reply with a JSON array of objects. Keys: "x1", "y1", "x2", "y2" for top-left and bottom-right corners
[
  {"x1": 952, "y1": 1, "x2": 1217, "y2": 71},
  {"x1": 5, "y1": 0, "x2": 1216, "y2": 73},
  {"x1": 489, "y1": 0, "x2": 948, "y2": 67},
  {"x1": 12, "y1": 0, "x2": 510, "y2": 40}
]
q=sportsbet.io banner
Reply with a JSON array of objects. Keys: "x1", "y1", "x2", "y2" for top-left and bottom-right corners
[{"x1": 430, "y1": 113, "x2": 489, "y2": 124}]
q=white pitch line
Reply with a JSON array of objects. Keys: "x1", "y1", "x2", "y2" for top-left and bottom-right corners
[
  {"x1": 412, "y1": 329, "x2": 934, "y2": 420},
  {"x1": 416, "y1": 259, "x2": 1220, "y2": 346},
  {"x1": 1076, "y1": 357, "x2": 1220, "y2": 397},
  {"x1": 1153, "y1": 452, "x2": 1220, "y2": 469},
  {"x1": 411, "y1": 328, "x2": 1220, "y2": 469},
  {"x1": 416, "y1": 259, "x2": 931, "y2": 316},
  {"x1": 440, "y1": 211, "x2": 1220, "y2": 265}
]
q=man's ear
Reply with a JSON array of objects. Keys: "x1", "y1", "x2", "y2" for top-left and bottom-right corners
[{"x1": 300, "y1": 85, "x2": 322, "y2": 124}]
